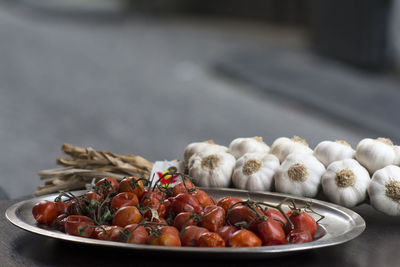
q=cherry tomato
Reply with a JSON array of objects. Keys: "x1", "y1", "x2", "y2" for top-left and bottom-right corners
[
  {"x1": 171, "y1": 193, "x2": 203, "y2": 215},
  {"x1": 107, "y1": 226, "x2": 124, "y2": 242},
  {"x1": 91, "y1": 225, "x2": 114, "y2": 240},
  {"x1": 173, "y1": 212, "x2": 199, "y2": 231},
  {"x1": 111, "y1": 192, "x2": 139, "y2": 210},
  {"x1": 141, "y1": 197, "x2": 166, "y2": 219},
  {"x1": 55, "y1": 201, "x2": 68, "y2": 216},
  {"x1": 172, "y1": 181, "x2": 196, "y2": 196},
  {"x1": 217, "y1": 196, "x2": 242, "y2": 213},
  {"x1": 180, "y1": 226, "x2": 209, "y2": 247},
  {"x1": 257, "y1": 218, "x2": 286, "y2": 246},
  {"x1": 285, "y1": 211, "x2": 317, "y2": 238},
  {"x1": 226, "y1": 205, "x2": 262, "y2": 232},
  {"x1": 216, "y1": 225, "x2": 238, "y2": 246},
  {"x1": 119, "y1": 176, "x2": 145, "y2": 198},
  {"x1": 123, "y1": 224, "x2": 148, "y2": 244},
  {"x1": 52, "y1": 214, "x2": 68, "y2": 232},
  {"x1": 112, "y1": 206, "x2": 143, "y2": 227},
  {"x1": 199, "y1": 205, "x2": 226, "y2": 232},
  {"x1": 198, "y1": 232, "x2": 225, "y2": 247},
  {"x1": 229, "y1": 229, "x2": 262, "y2": 247},
  {"x1": 286, "y1": 229, "x2": 313, "y2": 244},
  {"x1": 85, "y1": 191, "x2": 104, "y2": 202},
  {"x1": 264, "y1": 208, "x2": 287, "y2": 225},
  {"x1": 95, "y1": 177, "x2": 119, "y2": 195},
  {"x1": 192, "y1": 189, "x2": 213, "y2": 207},
  {"x1": 66, "y1": 199, "x2": 86, "y2": 216},
  {"x1": 64, "y1": 215, "x2": 94, "y2": 237},
  {"x1": 148, "y1": 226, "x2": 181, "y2": 247},
  {"x1": 32, "y1": 200, "x2": 58, "y2": 225}
]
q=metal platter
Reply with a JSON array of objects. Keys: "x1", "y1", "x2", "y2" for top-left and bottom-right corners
[{"x1": 5, "y1": 188, "x2": 365, "y2": 258}]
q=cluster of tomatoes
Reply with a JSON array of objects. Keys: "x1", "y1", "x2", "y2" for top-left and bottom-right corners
[{"x1": 32, "y1": 175, "x2": 318, "y2": 247}]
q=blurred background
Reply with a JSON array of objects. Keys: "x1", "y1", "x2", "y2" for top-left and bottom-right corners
[{"x1": 0, "y1": 0, "x2": 399, "y2": 199}]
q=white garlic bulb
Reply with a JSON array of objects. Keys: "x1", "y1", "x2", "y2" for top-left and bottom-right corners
[
  {"x1": 228, "y1": 137, "x2": 270, "y2": 159},
  {"x1": 183, "y1": 140, "x2": 227, "y2": 164},
  {"x1": 368, "y1": 165, "x2": 400, "y2": 216},
  {"x1": 355, "y1": 138, "x2": 398, "y2": 174},
  {"x1": 188, "y1": 151, "x2": 235, "y2": 188},
  {"x1": 270, "y1": 136, "x2": 313, "y2": 163},
  {"x1": 314, "y1": 140, "x2": 355, "y2": 167},
  {"x1": 274, "y1": 153, "x2": 325, "y2": 197},
  {"x1": 232, "y1": 153, "x2": 279, "y2": 192},
  {"x1": 321, "y1": 159, "x2": 370, "y2": 207}
]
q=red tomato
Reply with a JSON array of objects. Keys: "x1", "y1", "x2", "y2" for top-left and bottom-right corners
[
  {"x1": 285, "y1": 211, "x2": 317, "y2": 238},
  {"x1": 172, "y1": 181, "x2": 196, "y2": 196},
  {"x1": 226, "y1": 205, "x2": 262, "y2": 232},
  {"x1": 95, "y1": 177, "x2": 119, "y2": 195},
  {"x1": 107, "y1": 226, "x2": 124, "y2": 242},
  {"x1": 141, "y1": 197, "x2": 166, "y2": 219},
  {"x1": 123, "y1": 224, "x2": 148, "y2": 244},
  {"x1": 32, "y1": 200, "x2": 58, "y2": 225},
  {"x1": 66, "y1": 199, "x2": 86, "y2": 216},
  {"x1": 85, "y1": 191, "x2": 104, "y2": 202},
  {"x1": 286, "y1": 229, "x2": 313, "y2": 244},
  {"x1": 173, "y1": 212, "x2": 199, "y2": 231},
  {"x1": 148, "y1": 226, "x2": 181, "y2": 247},
  {"x1": 217, "y1": 196, "x2": 242, "y2": 213},
  {"x1": 52, "y1": 214, "x2": 68, "y2": 232},
  {"x1": 180, "y1": 226, "x2": 209, "y2": 247},
  {"x1": 111, "y1": 192, "x2": 139, "y2": 210},
  {"x1": 192, "y1": 189, "x2": 213, "y2": 207},
  {"x1": 257, "y1": 218, "x2": 286, "y2": 246},
  {"x1": 112, "y1": 206, "x2": 143, "y2": 227},
  {"x1": 216, "y1": 225, "x2": 238, "y2": 246},
  {"x1": 198, "y1": 232, "x2": 225, "y2": 247},
  {"x1": 55, "y1": 201, "x2": 68, "y2": 216},
  {"x1": 91, "y1": 225, "x2": 114, "y2": 240},
  {"x1": 171, "y1": 193, "x2": 203, "y2": 215},
  {"x1": 264, "y1": 208, "x2": 287, "y2": 225},
  {"x1": 199, "y1": 205, "x2": 226, "y2": 232},
  {"x1": 64, "y1": 215, "x2": 94, "y2": 237},
  {"x1": 229, "y1": 229, "x2": 262, "y2": 247},
  {"x1": 119, "y1": 176, "x2": 145, "y2": 198}
]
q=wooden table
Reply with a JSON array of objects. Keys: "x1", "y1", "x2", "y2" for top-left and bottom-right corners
[{"x1": 1, "y1": 197, "x2": 400, "y2": 267}]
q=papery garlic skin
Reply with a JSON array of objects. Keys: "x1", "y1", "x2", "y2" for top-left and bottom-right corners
[
  {"x1": 184, "y1": 140, "x2": 228, "y2": 164},
  {"x1": 355, "y1": 138, "x2": 397, "y2": 174},
  {"x1": 314, "y1": 140, "x2": 355, "y2": 167},
  {"x1": 274, "y1": 153, "x2": 325, "y2": 197},
  {"x1": 189, "y1": 151, "x2": 235, "y2": 188},
  {"x1": 270, "y1": 136, "x2": 313, "y2": 163},
  {"x1": 232, "y1": 153, "x2": 279, "y2": 191},
  {"x1": 228, "y1": 137, "x2": 270, "y2": 159},
  {"x1": 368, "y1": 165, "x2": 400, "y2": 216},
  {"x1": 321, "y1": 159, "x2": 370, "y2": 207}
]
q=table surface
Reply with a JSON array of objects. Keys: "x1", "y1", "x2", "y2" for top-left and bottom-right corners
[{"x1": 2, "y1": 196, "x2": 400, "y2": 267}]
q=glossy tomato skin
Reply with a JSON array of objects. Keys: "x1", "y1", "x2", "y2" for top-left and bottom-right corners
[
  {"x1": 286, "y1": 229, "x2": 313, "y2": 244},
  {"x1": 107, "y1": 226, "x2": 124, "y2": 242},
  {"x1": 216, "y1": 225, "x2": 238, "y2": 246},
  {"x1": 95, "y1": 177, "x2": 119, "y2": 195},
  {"x1": 199, "y1": 205, "x2": 226, "y2": 232},
  {"x1": 55, "y1": 201, "x2": 69, "y2": 216},
  {"x1": 123, "y1": 224, "x2": 148, "y2": 244},
  {"x1": 112, "y1": 206, "x2": 143, "y2": 227},
  {"x1": 171, "y1": 193, "x2": 203, "y2": 215},
  {"x1": 192, "y1": 189, "x2": 213, "y2": 207},
  {"x1": 172, "y1": 181, "x2": 196, "y2": 197},
  {"x1": 91, "y1": 225, "x2": 113, "y2": 240},
  {"x1": 217, "y1": 196, "x2": 242, "y2": 213},
  {"x1": 111, "y1": 192, "x2": 139, "y2": 210},
  {"x1": 66, "y1": 199, "x2": 86, "y2": 216},
  {"x1": 52, "y1": 214, "x2": 68, "y2": 232},
  {"x1": 226, "y1": 205, "x2": 261, "y2": 232},
  {"x1": 173, "y1": 212, "x2": 198, "y2": 231},
  {"x1": 229, "y1": 229, "x2": 262, "y2": 247},
  {"x1": 264, "y1": 208, "x2": 287, "y2": 225},
  {"x1": 198, "y1": 232, "x2": 226, "y2": 247},
  {"x1": 148, "y1": 226, "x2": 181, "y2": 247},
  {"x1": 285, "y1": 212, "x2": 317, "y2": 238},
  {"x1": 119, "y1": 176, "x2": 145, "y2": 198},
  {"x1": 85, "y1": 191, "x2": 104, "y2": 202},
  {"x1": 180, "y1": 226, "x2": 209, "y2": 247},
  {"x1": 257, "y1": 218, "x2": 286, "y2": 246},
  {"x1": 141, "y1": 197, "x2": 166, "y2": 219},
  {"x1": 64, "y1": 215, "x2": 94, "y2": 237},
  {"x1": 32, "y1": 200, "x2": 58, "y2": 225}
]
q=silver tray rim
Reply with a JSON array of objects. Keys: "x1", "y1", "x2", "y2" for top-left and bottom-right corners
[{"x1": 5, "y1": 188, "x2": 366, "y2": 256}]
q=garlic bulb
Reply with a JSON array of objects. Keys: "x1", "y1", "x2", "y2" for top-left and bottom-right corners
[
  {"x1": 355, "y1": 138, "x2": 398, "y2": 174},
  {"x1": 228, "y1": 137, "x2": 270, "y2": 159},
  {"x1": 270, "y1": 136, "x2": 313, "y2": 163},
  {"x1": 321, "y1": 159, "x2": 370, "y2": 207},
  {"x1": 274, "y1": 153, "x2": 325, "y2": 197},
  {"x1": 183, "y1": 140, "x2": 227, "y2": 164},
  {"x1": 188, "y1": 151, "x2": 235, "y2": 188},
  {"x1": 368, "y1": 165, "x2": 400, "y2": 216},
  {"x1": 232, "y1": 153, "x2": 279, "y2": 191},
  {"x1": 314, "y1": 140, "x2": 355, "y2": 167}
]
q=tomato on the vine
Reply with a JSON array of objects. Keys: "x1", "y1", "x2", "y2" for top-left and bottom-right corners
[
  {"x1": 229, "y1": 229, "x2": 262, "y2": 247},
  {"x1": 257, "y1": 218, "x2": 286, "y2": 246},
  {"x1": 199, "y1": 205, "x2": 225, "y2": 232},
  {"x1": 216, "y1": 225, "x2": 238, "y2": 246},
  {"x1": 285, "y1": 211, "x2": 317, "y2": 238},
  {"x1": 173, "y1": 212, "x2": 199, "y2": 231},
  {"x1": 171, "y1": 193, "x2": 203, "y2": 215},
  {"x1": 85, "y1": 191, "x2": 104, "y2": 203},
  {"x1": 112, "y1": 206, "x2": 143, "y2": 227},
  {"x1": 286, "y1": 229, "x2": 313, "y2": 244},
  {"x1": 198, "y1": 232, "x2": 225, "y2": 247},
  {"x1": 192, "y1": 189, "x2": 214, "y2": 207},
  {"x1": 172, "y1": 181, "x2": 196, "y2": 197},
  {"x1": 32, "y1": 200, "x2": 58, "y2": 225},
  {"x1": 111, "y1": 192, "x2": 139, "y2": 210},
  {"x1": 226, "y1": 205, "x2": 262, "y2": 232},
  {"x1": 123, "y1": 224, "x2": 148, "y2": 244},
  {"x1": 264, "y1": 208, "x2": 287, "y2": 225},
  {"x1": 217, "y1": 196, "x2": 242, "y2": 213},
  {"x1": 148, "y1": 226, "x2": 181, "y2": 247},
  {"x1": 119, "y1": 176, "x2": 145, "y2": 198},
  {"x1": 64, "y1": 215, "x2": 94, "y2": 237},
  {"x1": 180, "y1": 226, "x2": 209, "y2": 247},
  {"x1": 95, "y1": 177, "x2": 119, "y2": 195}
]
